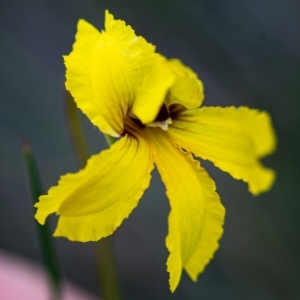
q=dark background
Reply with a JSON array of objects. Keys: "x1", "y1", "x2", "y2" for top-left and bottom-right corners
[{"x1": 1, "y1": 0, "x2": 300, "y2": 299}]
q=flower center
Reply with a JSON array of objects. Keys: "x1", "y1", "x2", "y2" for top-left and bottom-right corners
[
  {"x1": 146, "y1": 103, "x2": 172, "y2": 131},
  {"x1": 129, "y1": 103, "x2": 172, "y2": 131}
]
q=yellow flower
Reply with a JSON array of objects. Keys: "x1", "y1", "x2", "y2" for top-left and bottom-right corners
[{"x1": 35, "y1": 11, "x2": 276, "y2": 292}]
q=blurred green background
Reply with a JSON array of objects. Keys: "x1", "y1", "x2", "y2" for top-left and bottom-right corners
[{"x1": 1, "y1": 0, "x2": 300, "y2": 299}]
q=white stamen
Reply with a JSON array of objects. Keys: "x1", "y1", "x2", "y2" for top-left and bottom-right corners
[{"x1": 146, "y1": 118, "x2": 172, "y2": 131}]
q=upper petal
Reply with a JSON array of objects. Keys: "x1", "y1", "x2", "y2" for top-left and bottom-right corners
[
  {"x1": 145, "y1": 128, "x2": 225, "y2": 292},
  {"x1": 169, "y1": 106, "x2": 277, "y2": 195},
  {"x1": 35, "y1": 133, "x2": 154, "y2": 241},
  {"x1": 65, "y1": 11, "x2": 174, "y2": 137},
  {"x1": 166, "y1": 59, "x2": 204, "y2": 109}
]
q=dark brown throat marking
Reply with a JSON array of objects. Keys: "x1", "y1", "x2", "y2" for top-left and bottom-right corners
[
  {"x1": 155, "y1": 103, "x2": 170, "y2": 122},
  {"x1": 130, "y1": 103, "x2": 170, "y2": 128},
  {"x1": 130, "y1": 117, "x2": 145, "y2": 128}
]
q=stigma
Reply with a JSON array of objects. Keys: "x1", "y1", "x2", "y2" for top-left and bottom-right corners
[
  {"x1": 146, "y1": 117, "x2": 172, "y2": 131},
  {"x1": 128, "y1": 103, "x2": 172, "y2": 130},
  {"x1": 146, "y1": 103, "x2": 172, "y2": 131}
]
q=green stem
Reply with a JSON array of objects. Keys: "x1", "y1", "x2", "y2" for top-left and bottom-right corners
[
  {"x1": 22, "y1": 140, "x2": 61, "y2": 300},
  {"x1": 104, "y1": 134, "x2": 117, "y2": 147},
  {"x1": 65, "y1": 90, "x2": 90, "y2": 168},
  {"x1": 65, "y1": 90, "x2": 121, "y2": 300},
  {"x1": 96, "y1": 237, "x2": 121, "y2": 300}
]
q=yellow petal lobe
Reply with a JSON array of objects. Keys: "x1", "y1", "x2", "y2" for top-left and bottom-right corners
[
  {"x1": 169, "y1": 106, "x2": 276, "y2": 195},
  {"x1": 104, "y1": 11, "x2": 175, "y2": 124},
  {"x1": 167, "y1": 59, "x2": 204, "y2": 109},
  {"x1": 35, "y1": 134, "x2": 154, "y2": 241},
  {"x1": 65, "y1": 12, "x2": 174, "y2": 137},
  {"x1": 145, "y1": 128, "x2": 225, "y2": 292},
  {"x1": 64, "y1": 19, "x2": 120, "y2": 136}
]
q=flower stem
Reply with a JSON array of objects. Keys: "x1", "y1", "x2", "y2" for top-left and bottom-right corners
[
  {"x1": 104, "y1": 133, "x2": 117, "y2": 147},
  {"x1": 65, "y1": 90, "x2": 121, "y2": 300},
  {"x1": 96, "y1": 237, "x2": 121, "y2": 300},
  {"x1": 64, "y1": 90, "x2": 90, "y2": 168}
]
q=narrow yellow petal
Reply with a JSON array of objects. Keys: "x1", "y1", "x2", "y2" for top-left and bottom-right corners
[
  {"x1": 145, "y1": 128, "x2": 225, "y2": 292},
  {"x1": 104, "y1": 11, "x2": 175, "y2": 124},
  {"x1": 169, "y1": 106, "x2": 277, "y2": 195},
  {"x1": 35, "y1": 134, "x2": 154, "y2": 241},
  {"x1": 64, "y1": 19, "x2": 120, "y2": 137},
  {"x1": 167, "y1": 59, "x2": 204, "y2": 109},
  {"x1": 65, "y1": 12, "x2": 174, "y2": 137}
]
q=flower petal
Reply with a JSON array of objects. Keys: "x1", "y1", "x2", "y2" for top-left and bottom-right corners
[
  {"x1": 35, "y1": 134, "x2": 154, "y2": 241},
  {"x1": 169, "y1": 106, "x2": 277, "y2": 195},
  {"x1": 105, "y1": 12, "x2": 175, "y2": 124},
  {"x1": 65, "y1": 11, "x2": 174, "y2": 136},
  {"x1": 145, "y1": 128, "x2": 225, "y2": 292},
  {"x1": 166, "y1": 59, "x2": 204, "y2": 109}
]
